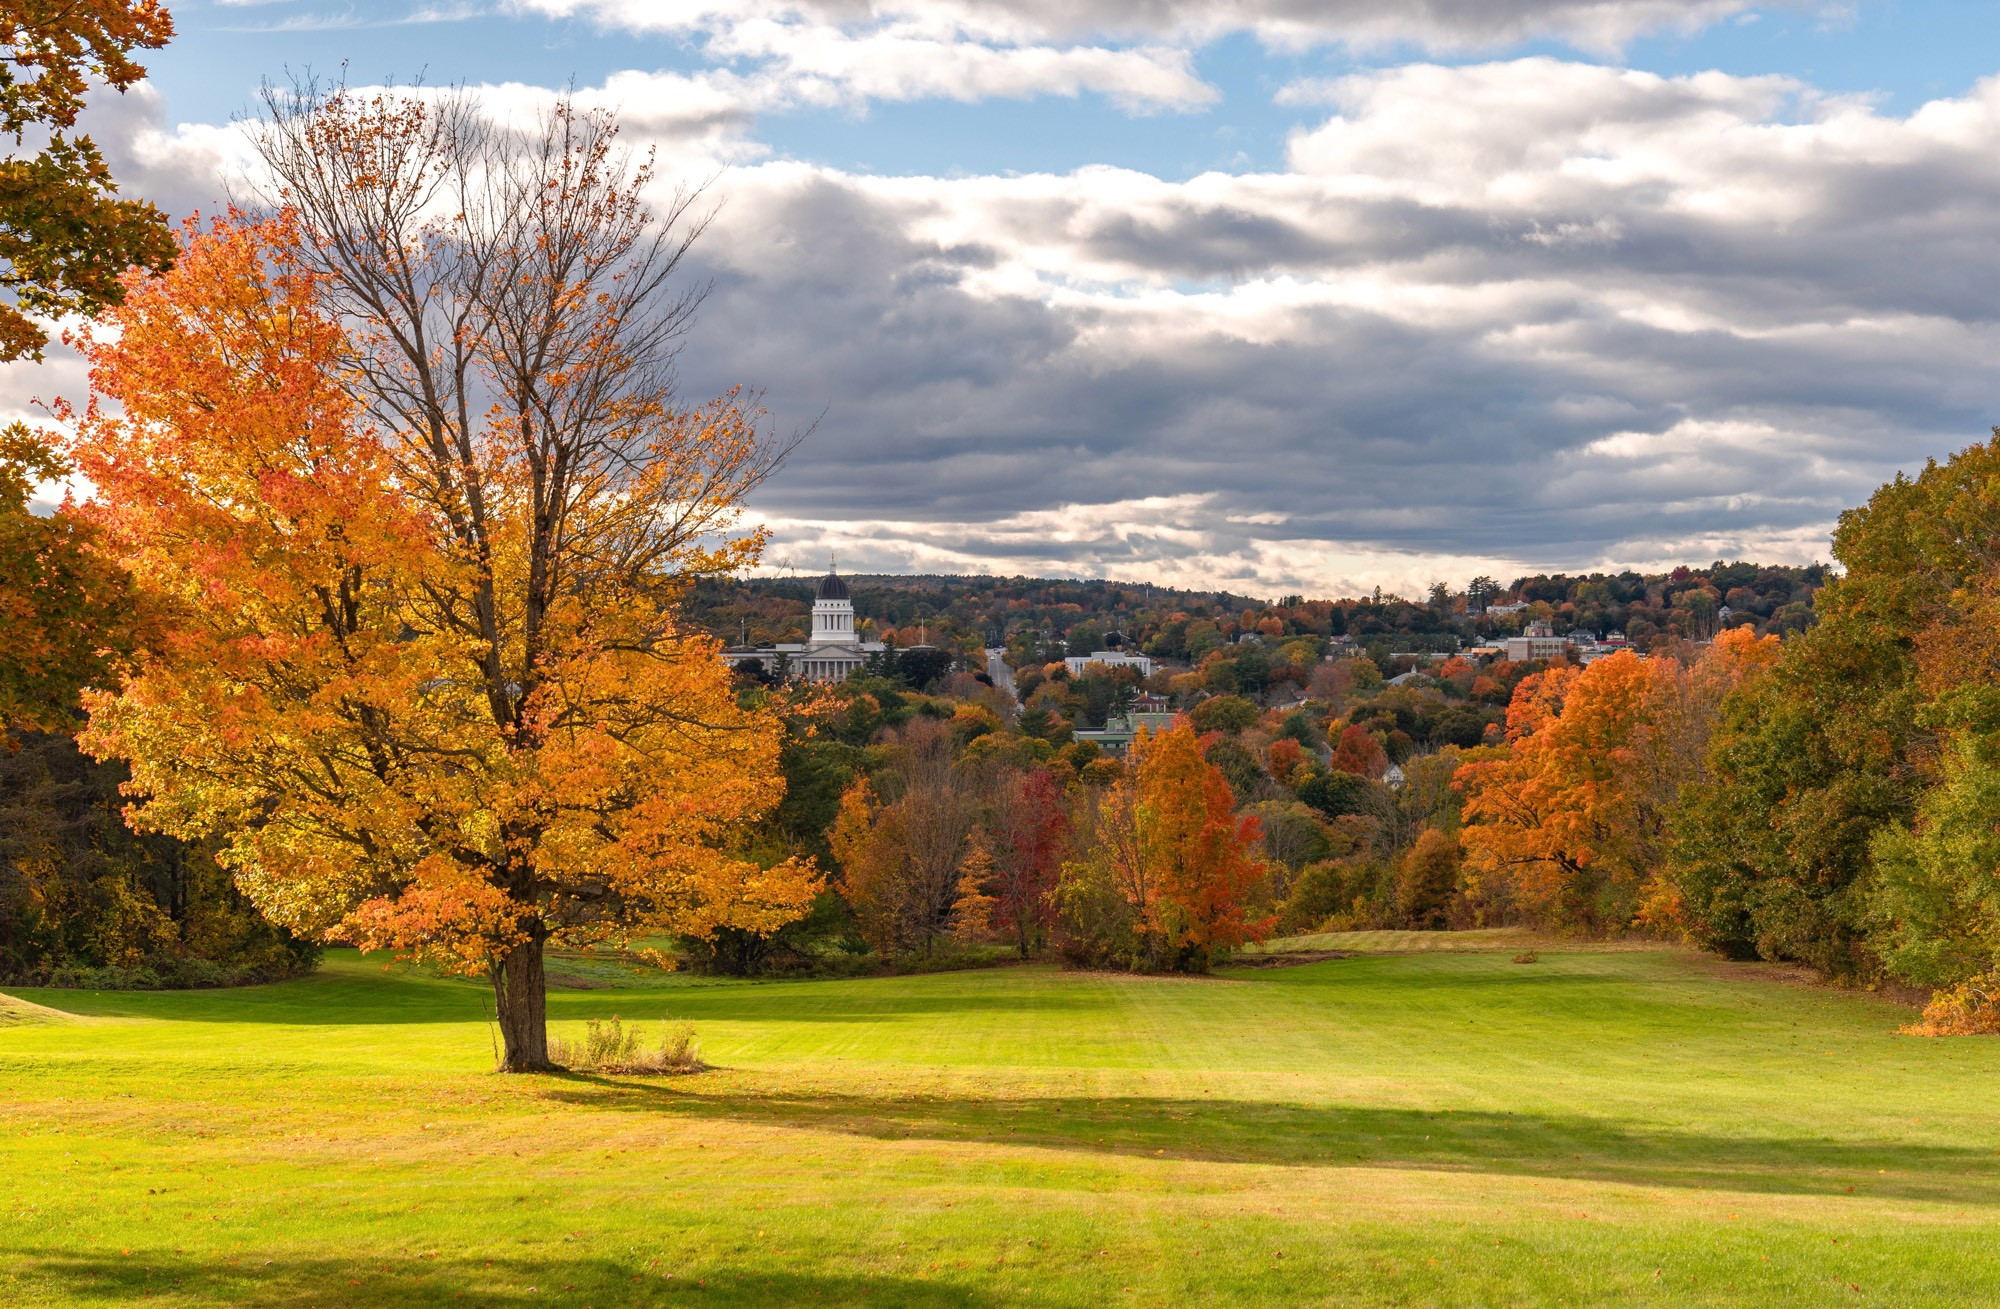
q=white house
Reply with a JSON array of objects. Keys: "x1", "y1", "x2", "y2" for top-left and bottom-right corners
[{"x1": 1064, "y1": 650, "x2": 1155, "y2": 678}]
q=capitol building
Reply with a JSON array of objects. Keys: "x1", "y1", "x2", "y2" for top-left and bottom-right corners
[{"x1": 722, "y1": 567, "x2": 886, "y2": 683}]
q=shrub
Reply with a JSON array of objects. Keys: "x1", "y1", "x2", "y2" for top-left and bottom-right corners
[
  {"x1": 548, "y1": 1016, "x2": 706, "y2": 1074},
  {"x1": 1279, "y1": 857, "x2": 1392, "y2": 934},
  {"x1": 1394, "y1": 829, "x2": 1464, "y2": 929},
  {"x1": 1901, "y1": 975, "x2": 2000, "y2": 1037},
  {"x1": 35, "y1": 953, "x2": 313, "y2": 990}
]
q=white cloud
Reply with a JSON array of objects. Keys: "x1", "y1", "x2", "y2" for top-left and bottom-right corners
[
  {"x1": 749, "y1": 498, "x2": 1549, "y2": 599},
  {"x1": 504, "y1": 0, "x2": 1794, "y2": 124},
  {"x1": 518, "y1": 0, "x2": 1780, "y2": 55},
  {"x1": 26, "y1": 54, "x2": 2000, "y2": 594},
  {"x1": 647, "y1": 60, "x2": 2000, "y2": 589},
  {"x1": 704, "y1": 18, "x2": 1215, "y2": 111},
  {"x1": 512, "y1": 2, "x2": 1218, "y2": 113}
]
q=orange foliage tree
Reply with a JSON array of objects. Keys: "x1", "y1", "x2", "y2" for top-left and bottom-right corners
[
  {"x1": 1060, "y1": 721, "x2": 1274, "y2": 971},
  {"x1": 1265, "y1": 736, "x2": 1307, "y2": 784},
  {"x1": 1454, "y1": 631, "x2": 1780, "y2": 933},
  {"x1": 70, "y1": 92, "x2": 818, "y2": 1072}
]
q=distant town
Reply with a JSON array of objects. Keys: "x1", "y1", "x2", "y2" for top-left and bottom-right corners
[{"x1": 704, "y1": 558, "x2": 1825, "y2": 691}]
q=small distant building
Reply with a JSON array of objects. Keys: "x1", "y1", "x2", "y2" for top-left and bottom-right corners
[
  {"x1": 1065, "y1": 650, "x2": 1155, "y2": 678},
  {"x1": 1074, "y1": 710, "x2": 1180, "y2": 755},
  {"x1": 1503, "y1": 622, "x2": 1568, "y2": 662},
  {"x1": 723, "y1": 567, "x2": 885, "y2": 683}
]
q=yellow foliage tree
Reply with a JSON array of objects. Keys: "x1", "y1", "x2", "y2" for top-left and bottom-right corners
[{"x1": 70, "y1": 92, "x2": 818, "y2": 1072}]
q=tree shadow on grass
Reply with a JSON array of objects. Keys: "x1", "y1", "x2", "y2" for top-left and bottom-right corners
[
  {"x1": 539, "y1": 1077, "x2": 2000, "y2": 1208},
  {"x1": 9, "y1": 1249, "x2": 994, "y2": 1308}
]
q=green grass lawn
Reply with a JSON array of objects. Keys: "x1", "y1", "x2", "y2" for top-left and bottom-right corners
[{"x1": 4, "y1": 941, "x2": 1997, "y2": 1307}]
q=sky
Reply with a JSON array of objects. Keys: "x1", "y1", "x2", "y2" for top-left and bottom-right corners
[{"x1": 17, "y1": 0, "x2": 2000, "y2": 598}]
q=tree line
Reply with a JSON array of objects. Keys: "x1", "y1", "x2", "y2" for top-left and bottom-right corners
[{"x1": 686, "y1": 560, "x2": 1826, "y2": 680}]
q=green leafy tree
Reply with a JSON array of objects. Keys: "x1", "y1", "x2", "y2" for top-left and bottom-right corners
[
  {"x1": 1298, "y1": 769, "x2": 1374, "y2": 820},
  {"x1": 0, "y1": 730, "x2": 318, "y2": 985},
  {"x1": 1866, "y1": 734, "x2": 2000, "y2": 990},
  {"x1": 1188, "y1": 694, "x2": 1257, "y2": 735},
  {"x1": 0, "y1": 426, "x2": 142, "y2": 735},
  {"x1": 1669, "y1": 436, "x2": 2000, "y2": 978}
]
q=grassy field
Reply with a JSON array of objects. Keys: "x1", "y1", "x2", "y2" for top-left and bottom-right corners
[{"x1": 3, "y1": 939, "x2": 1997, "y2": 1307}]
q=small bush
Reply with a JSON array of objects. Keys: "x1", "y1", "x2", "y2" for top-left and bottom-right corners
[
  {"x1": 1903, "y1": 976, "x2": 2000, "y2": 1037},
  {"x1": 549, "y1": 1016, "x2": 706, "y2": 1074},
  {"x1": 1512, "y1": 951, "x2": 1539, "y2": 964}
]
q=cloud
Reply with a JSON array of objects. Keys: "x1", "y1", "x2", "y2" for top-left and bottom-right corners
[
  {"x1": 645, "y1": 60, "x2": 2000, "y2": 590},
  {"x1": 504, "y1": 0, "x2": 1789, "y2": 123},
  {"x1": 31, "y1": 56, "x2": 2000, "y2": 595},
  {"x1": 514, "y1": 1, "x2": 1219, "y2": 113},
  {"x1": 518, "y1": 0, "x2": 1782, "y2": 56},
  {"x1": 214, "y1": 3, "x2": 488, "y2": 34},
  {"x1": 702, "y1": 19, "x2": 1215, "y2": 112}
]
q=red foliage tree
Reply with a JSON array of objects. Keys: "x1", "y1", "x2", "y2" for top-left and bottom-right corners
[
  {"x1": 1329, "y1": 724, "x2": 1388, "y2": 778},
  {"x1": 1265, "y1": 736, "x2": 1307, "y2": 783},
  {"x1": 985, "y1": 766, "x2": 1068, "y2": 957}
]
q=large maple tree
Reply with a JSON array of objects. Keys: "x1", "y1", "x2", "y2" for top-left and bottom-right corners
[{"x1": 71, "y1": 89, "x2": 818, "y2": 1071}]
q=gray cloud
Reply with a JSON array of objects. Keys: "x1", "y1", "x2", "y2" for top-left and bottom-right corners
[
  {"x1": 655, "y1": 60, "x2": 2000, "y2": 591},
  {"x1": 25, "y1": 54, "x2": 2000, "y2": 596}
]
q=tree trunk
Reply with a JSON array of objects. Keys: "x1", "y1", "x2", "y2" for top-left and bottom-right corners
[{"x1": 491, "y1": 929, "x2": 553, "y2": 1072}]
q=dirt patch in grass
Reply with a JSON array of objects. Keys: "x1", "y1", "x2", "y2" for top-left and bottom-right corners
[
  {"x1": 545, "y1": 972, "x2": 618, "y2": 991},
  {"x1": 1224, "y1": 950, "x2": 1358, "y2": 970}
]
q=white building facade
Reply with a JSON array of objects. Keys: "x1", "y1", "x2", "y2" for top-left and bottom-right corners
[
  {"x1": 1064, "y1": 650, "x2": 1155, "y2": 678},
  {"x1": 724, "y1": 568, "x2": 886, "y2": 683},
  {"x1": 1502, "y1": 622, "x2": 1568, "y2": 662}
]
